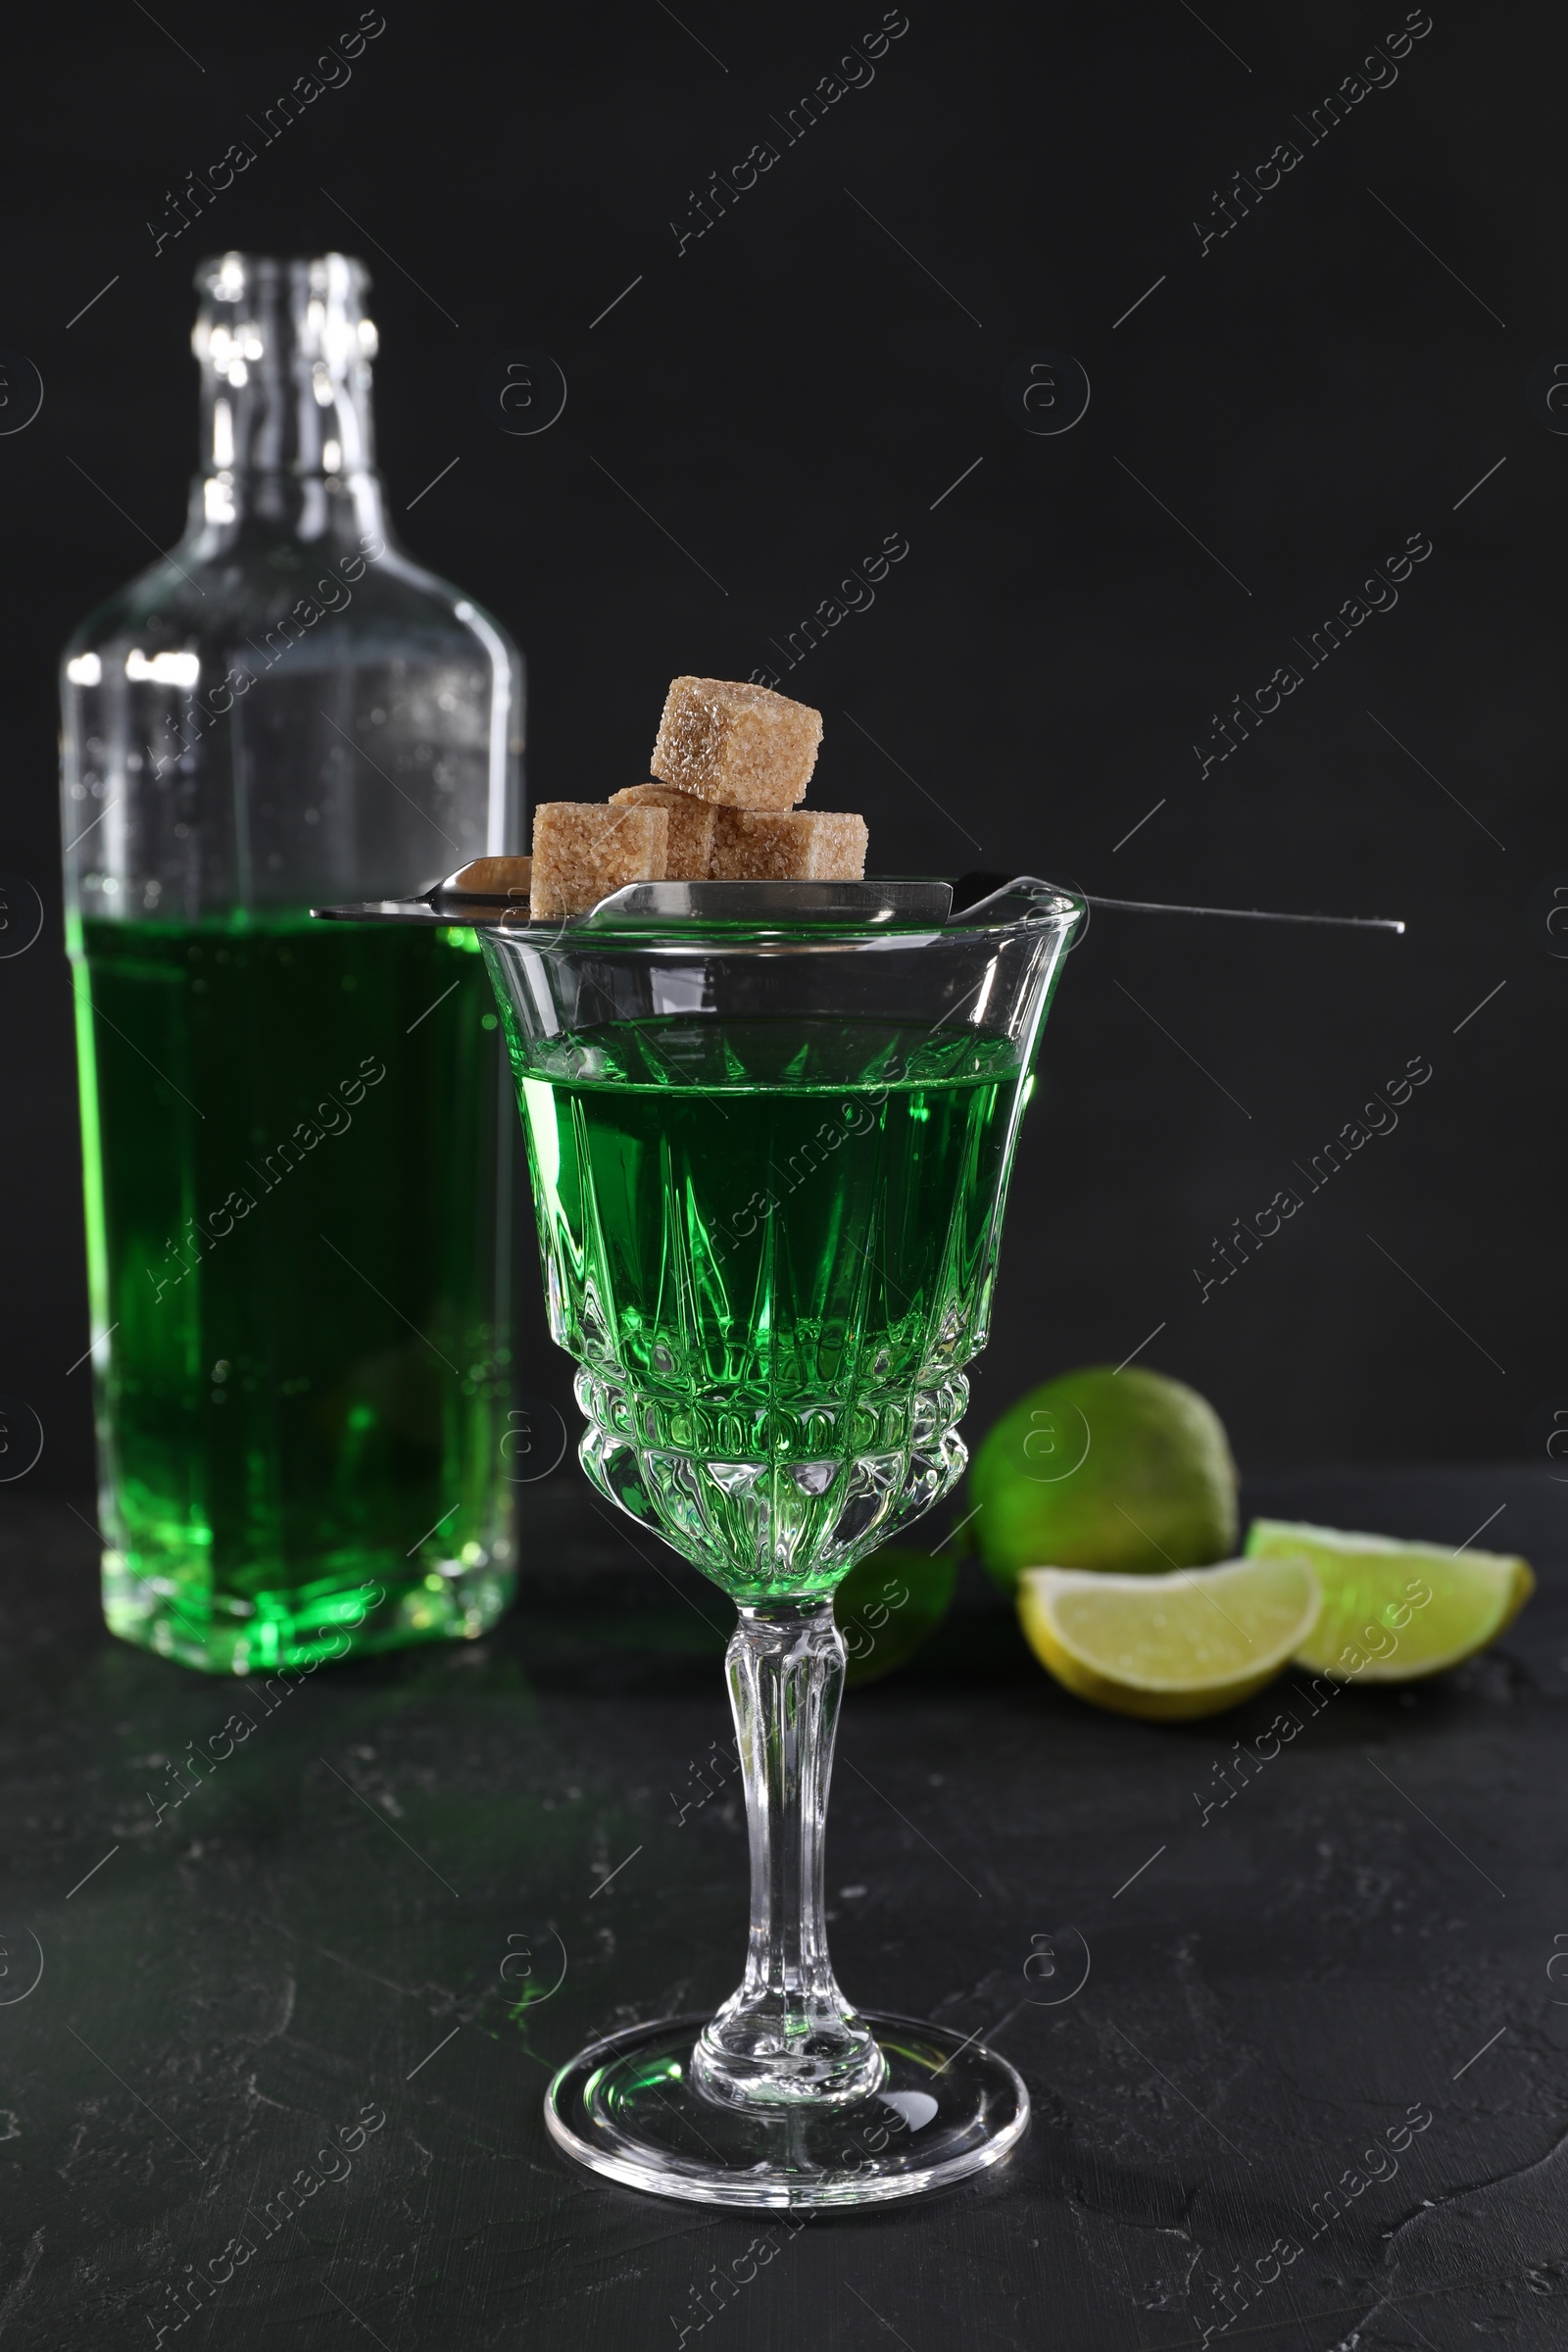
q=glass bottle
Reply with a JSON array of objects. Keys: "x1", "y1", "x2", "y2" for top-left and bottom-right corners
[{"x1": 60, "y1": 251, "x2": 524, "y2": 1674}]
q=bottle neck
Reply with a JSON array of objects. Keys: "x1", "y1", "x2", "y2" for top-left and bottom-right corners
[
  {"x1": 185, "y1": 251, "x2": 391, "y2": 551},
  {"x1": 184, "y1": 466, "x2": 389, "y2": 552}
]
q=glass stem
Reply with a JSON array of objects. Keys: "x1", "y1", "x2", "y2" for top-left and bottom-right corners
[{"x1": 693, "y1": 1598, "x2": 885, "y2": 2108}]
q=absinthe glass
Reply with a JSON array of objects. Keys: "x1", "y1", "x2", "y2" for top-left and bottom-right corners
[
  {"x1": 483, "y1": 886, "x2": 1079, "y2": 2202},
  {"x1": 60, "y1": 253, "x2": 523, "y2": 1673}
]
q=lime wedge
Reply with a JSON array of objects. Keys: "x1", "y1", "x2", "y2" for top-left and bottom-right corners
[
  {"x1": 1246, "y1": 1518, "x2": 1534, "y2": 1680},
  {"x1": 1016, "y1": 1554, "x2": 1320, "y2": 1720}
]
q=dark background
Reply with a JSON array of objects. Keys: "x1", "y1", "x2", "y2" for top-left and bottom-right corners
[{"x1": 4, "y1": 0, "x2": 1564, "y2": 1490}]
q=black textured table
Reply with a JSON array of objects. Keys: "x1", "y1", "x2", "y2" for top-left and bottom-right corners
[{"x1": 3, "y1": 1466, "x2": 1564, "y2": 2351}]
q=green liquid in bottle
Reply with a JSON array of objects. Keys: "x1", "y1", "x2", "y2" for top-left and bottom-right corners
[
  {"x1": 504, "y1": 1013, "x2": 1028, "y2": 1599},
  {"x1": 74, "y1": 913, "x2": 514, "y2": 1672}
]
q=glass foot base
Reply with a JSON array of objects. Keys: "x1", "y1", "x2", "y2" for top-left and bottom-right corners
[{"x1": 545, "y1": 2011, "x2": 1029, "y2": 2208}]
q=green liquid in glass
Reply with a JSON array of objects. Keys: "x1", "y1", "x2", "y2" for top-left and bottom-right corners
[
  {"x1": 505, "y1": 1013, "x2": 1029, "y2": 1599},
  {"x1": 74, "y1": 913, "x2": 514, "y2": 1672}
]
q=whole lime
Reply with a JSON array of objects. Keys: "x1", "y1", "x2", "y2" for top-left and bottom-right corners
[
  {"x1": 971, "y1": 1366, "x2": 1238, "y2": 1590},
  {"x1": 835, "y1": 1546, "x2": 956, "y2": 1687}
]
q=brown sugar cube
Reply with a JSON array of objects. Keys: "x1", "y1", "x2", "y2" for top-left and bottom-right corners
[
  {"x1": 709, "y1": 809, "x2": 868, "y2": 883},
  {"x1": 609, "y1": 784, "x2": 718, "y2": 882},
  {"x1": 651, "y1": 676, "x2": 822, "y2": 809},
  {"x1": 445, "y1": 855, "x2": 531, "y2": 900},
  {"x1": 528, "y1": 802, "x2": 668, "y2": 918}
]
